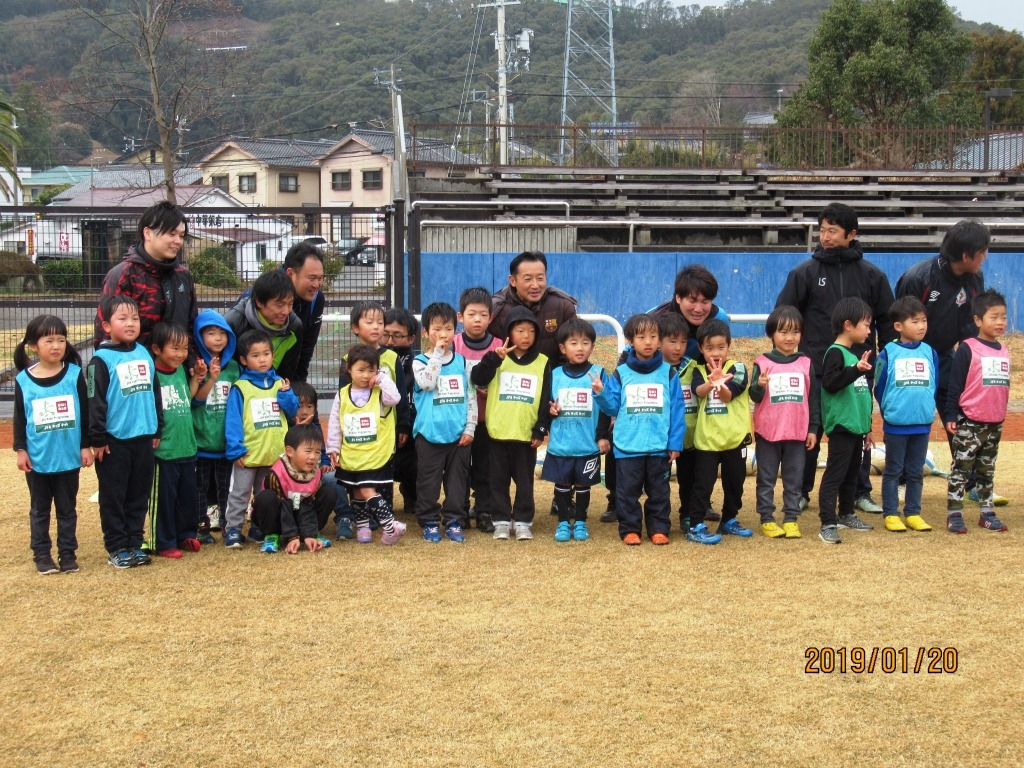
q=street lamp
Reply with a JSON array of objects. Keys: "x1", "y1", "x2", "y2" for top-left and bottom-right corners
[
  {"x1": 777, "y1": 88, "x2": 784, "y2": 112},
  {"x1": 983, "y1": 87, "x2": 1012, "y2": 170}
]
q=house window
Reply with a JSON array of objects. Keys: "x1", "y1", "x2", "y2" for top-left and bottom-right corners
[
  {"x1": 256, "y1": 243, "x2": 267, "y2": 262},
  {"x1": 279, "y1": 174, "x2": 298, "y2": 193},
  {"x1": 362, "y1": 169, "x2": 383, "y2": 190},
  {"x1": 211, "y1": 175, "x2": 228, "y2": 192},
  {"x1": 331, "y1": 171, "x2": 351, "y2": 191},
  {"x1": 239, "y1": 174, "x2": 257, "y2": 194}
]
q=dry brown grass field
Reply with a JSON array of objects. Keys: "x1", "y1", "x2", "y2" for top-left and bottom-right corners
[{"x1": 2, "y1": 437, "x2": 1023, "y2": 767}]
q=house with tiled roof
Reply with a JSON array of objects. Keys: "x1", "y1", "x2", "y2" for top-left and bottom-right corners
[{"x1": 198, "y1": 138, "x2": 333, "y2": 208}]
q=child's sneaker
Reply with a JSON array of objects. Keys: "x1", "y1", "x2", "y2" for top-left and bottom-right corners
[
  {"x1": 445, "y1": 523, "x2": 466, "y2": 543},
  {"x1": 108, "y1": 549, "x2": 133, "y2": 569},
  {"x1": 208, "y1": 505, "x2": 222, "y2": 531},
  {"x1": 651, "y1": 532, "x2": 670, "y2": 545},
  {"x1": 623, "y1": 532, "x2": 641, "y2": 545},
  {"x1": 798, "y1": 495, "x2": 810, "y2": 511},
  {"x1": 246, "y1": 524, "x2": 265, "y2": 543},
  {"x1": 260, "y1": 534, "x2": 280, "y2": 553},
  {"x1": 35, "y1": 554, "x2": 59, "y2": 575},
  {"x1": 58, "y1": 554, "x2": 79, "y2": 573},
  {"x1": 818, "y1": 525, "x2": 842, "y2": 544},
  {"x1": 572, "y1": 520, "x2": 590, "y2": 541},
  {"x1": 685, "y1": 523, "x2": 721, "y2": 545},
  {"x1": 904, "y1": 515, "x2": 932, "y2": 532},
  {"x1": 381, "y1": 521, "x2": 407, "y2": 545},
  {"x1": 946, "y1": 512, "x2": 967, "y2": 534},
  {"x1": 979, "y1": 511, "x2": 1008, "y2": 532},
  {"x1": 782, "y1": 521, "x2": 802, "y2": 539},
  {"x1": 493, "y1": 521, "x2": 511, "y2": 540},
  {"x1": 854, "y1": 496, "x2": 883, "y2": 514},
  {"x1": 224, "y1": 527, "x2": 244, "y2": 549},
  {"x1": 197, "y1": 523, "x2": 215, "y2": 545},
  {"x1": 422, "y1": 525, "x2": 442, "y2": 543},
  {"x1": 599, "y1": 500, "x2": 617, "y2": 523},
  {"x1": 179, "y1": 537, "x2": 201, "y2": 552},
  {"x1": 704, "y1": 507, "x2": 722, "y2": 522},
  {"x1": 335, "y1": 517, "x2": 355, "y2": 540},
  {"x1": 158, "y1": 548, "x2": 184, "y2": 559},
  {"x1": 719, "y1": 518, "x2": 753, "y2": 537},
  {"x1": 476, "y1": 512, "x2": 495, "y2": 533},
  {"x1": 554, "y1": 520, "x2": 572, "y2": 542},
  {"x1": 316, "y1": 535, "x2": 332, "y2": 548},
  {"x1": 356, "y1": 525, "x2": 373, "y2": 544},
  {"x1": 968, "y1": 488, "x2": 1009, "y2": 506},
  {"x1": 513, "y1": 522, "x2": 533, "y2": 540},
  {"x1": 883, "y1": 515, "x2": 907, "y2": 532},
  {"x1": 760, "y1": 521, "x2": 785, "y2": 538},
  {"x1": 129, "y1": 548, "x2": 152, "y2": 566},
  {"x1": 837, "y1": 514, "x2": 873, "y2": 530}
]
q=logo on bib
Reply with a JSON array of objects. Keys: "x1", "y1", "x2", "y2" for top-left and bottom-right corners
[
  {"x1": 32, "y1": 396, "x2": 76, "y2": 434},
  {"x1": 115, "y1": 360, "x2": 152, "y2": 396}
]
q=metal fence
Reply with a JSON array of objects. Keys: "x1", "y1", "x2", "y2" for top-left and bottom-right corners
[{"x1": 410, "y1": 122, "x2": 1024, "y2": 172}]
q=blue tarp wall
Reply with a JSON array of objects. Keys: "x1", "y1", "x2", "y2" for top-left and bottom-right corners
[{"x1": 419, "y1": 251, "x2": 1024, "y2": 335}]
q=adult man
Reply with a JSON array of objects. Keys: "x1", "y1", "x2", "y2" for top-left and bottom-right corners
[
  {"x1": 489, "y1": 251, "x2": 577, "y2": 363},
  {"x1": 235, "y1": 241, "x2": 325, "y2": 382},
  {"x1": 775, "y1": 203, "x2": 896, "y2": 514},
  {"x1": 93, "y1": 201, "x2": 196, "y2": 350},
  {"x1": 650, "y1": 263, "x2": 729, "y2": 363},
  {"x1": 896, "y1": 219, "x2": 1006, "y2": 504}
]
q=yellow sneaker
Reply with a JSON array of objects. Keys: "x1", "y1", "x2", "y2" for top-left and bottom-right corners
[
  {"x1": 782, "y1": 521, "x2": 801, "y2": 538},
  {"x1": 884, "y1": 515, "x2": 907, "y2": 532},
  {"x1": 761, "y1": 521, "x2": 786, "y2": 538},
  {"x1": 904, "y1": 515, "x2": 933, "y2": 531}
]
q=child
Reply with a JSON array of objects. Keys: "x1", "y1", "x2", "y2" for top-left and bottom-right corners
[
  {"x1": 146, "y1": 322, "x2": 203, "y2": 558},
  {"x1": 327, "y1": 344, "x2": 407, "y2": 544},
  {"x1": 818, "y1": 298, "x2": 876, "y2": 544},
  {"x1": 191, "y1": 310, "x2": 239, "y2": 543},
  {"x1": 874, "y1": 297, "x2": 939, "y2": 533},
  {"x1": 251, "y1": 424, "x2": 338, "y2": 554},
  {"x1": 223, "y1": 329, "x2": 299, "y2": 549},
  {"x1": 593, "y1": 314, "x2": 684, "y2": 545},
  {"x1": 454, "y1": 286, "x2": 503, "y2": 533},
  {"x1": 689, "y1": 318, "x2": 753, "y2": 542},
  {"x1": 657, "y1": 313, "x2": 701, "y2": 535},
  {"x1": 750, "y1": 306, "x2": 819, "y2": 539},
  {"x1": 88, "y1": 294, "x2": 161, "y2": 569},
  {"x1": 292, "y1": 380, "x2": 354, "y2": 539},
  {"x1": 14, "y1": 315, "x2": 92, "y2": 574},
  {"x1": 412, "y1": 302, "x2": 477, "y2": 542},
  {"x1": 384, "y1": 307, "x2": 420, "y2": 514},
  {"x1": 541, "y1": 317, "x2": 610, "y2": 542},
  {"x1": 944, "y1": 289, "x2": 1010, "y2": 534},
  {"x1": 471, "y1": 307, "x2": 552, "y2": 540}
]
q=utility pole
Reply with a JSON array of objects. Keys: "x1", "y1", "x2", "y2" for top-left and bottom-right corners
[
  {"x1": 375, "y1": 67, "x2": 408, "y2": 204},
  {"x1": 479, "y1": 0, "x2": 531, "y2": 166}
]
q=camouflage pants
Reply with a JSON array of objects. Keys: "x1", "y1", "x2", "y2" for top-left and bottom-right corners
[{"x1": 947, "y1": 417, "x2": 1003, "y2": 511}]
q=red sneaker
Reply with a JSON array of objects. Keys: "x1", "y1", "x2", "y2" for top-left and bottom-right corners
[
  {"x1": 623, "y1": 532, "x2": 641, "y2": 546},
  {"x1": 651, "y1": 533, "x2": 670, "y2": 545},
  {"x1": 158, "y1": 548, "x2": 184, "y2": 559},
  {"x1": 179, "y1": 538, "x2": 201, "y2": 552}
]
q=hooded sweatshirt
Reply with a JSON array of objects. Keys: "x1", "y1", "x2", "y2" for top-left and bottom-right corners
[
  {"x1": 192, "y1": 310, "x2": 241, "y2": 457},
  {"x1": 225, "y1": 297, "x2": 305, "y2": 381},
  {"x1": 94, "y1": 243, "x2": 197, "y2": 350},
  {"x1": 471, "y1": 306, "x2": 552, "y2": 442}
]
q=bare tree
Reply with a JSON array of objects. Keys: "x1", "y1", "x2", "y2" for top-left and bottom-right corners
[
  {"x1": 63, "y1": 0, "x2": 242, "y2": 204},
  {"x1": 673, "y1": 71, "x2": 722, "y2": 126}
]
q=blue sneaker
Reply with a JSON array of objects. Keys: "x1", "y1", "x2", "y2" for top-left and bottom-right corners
[
  {"x1": 247, "y1": 524, "x2": 265, "y2": 543},
  {"x1": 107, "y1": 549, "x2": 133, "y2": 569},
  {"x1": 260, "y1": 534, "x2": 280, "y2": 554},
  {"x1": 554, "y1": 520, "x2": 571, "y2": 542},
  {"x1": 422, "y1": 525, "x2": 442, "y2": 543},
  {"x1": 128, "y1": 548, "x2": 151, "y2": 566},
  {"x1": 445, "y1": 523, "x2": 466, "y2": 543},
  {"x1": 335, "y1": 517, "x2": 354, "y2": 540},
  {"x1": 316, "y1": 535, "x2": 332, "y2": 548},
  {"x1": 685, "y1": 523, "x2": 722, "y2": 545},
  {"x1": 719, "y1": 518, "x2": 753, "y2": 537},
  {"x1": 224, "y1": 527, "x2": 244, "y2": 549},
  {"x1": 572, "y1": 520, "x2": 590, "y2": 541}
]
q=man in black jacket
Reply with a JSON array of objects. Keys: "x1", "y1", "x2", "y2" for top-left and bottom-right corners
[
  {"x1": 775, "y1": 203, "x2": 896, "y2": 512},
  {"x1": 896, "y1": 220, "x2": 1005, "y2": 504}
]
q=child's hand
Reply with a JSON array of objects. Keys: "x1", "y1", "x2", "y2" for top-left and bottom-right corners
[
  {"x1": 707, "y1": 360, "x2": 732, "y2": 384},
  {"x1": 328, "y1": 451, "x2": 339, "y2": 469},
  {"x1": 280, "y1": 378, "x2": 291, "y2": 391},
  {"x1": 668, "y1": 450, "x2": 680, "y2": 463},
  {"x1": 16, "y1": 449, "x2": 32, "y2": 472},
  {"x1": 397, "y1": 433, "x2": 408, "y2": 448},
  {"x1": 863, "y1": 434, "x2": 874, "y2": 451},
  {"x1": 758, "y1": 366, "x2": 770, "y2": 387},
  {"x1": 304, "y1": 536, "x2": 323, "y2": 553},
  {"x1": 549, "y1": 399, "x2": 561, "y2": 416},
  {"x1": 208, "y1": 356, "x2": 222, "y2": 381},
  {"x1": 295, "y1": 410, "x2": 315, "y2": 426},
  {"x1": 284, "y1": 538, "x2": 301, "y2": 554},
  {"x1": 93, "y1": 445, "x2": 109, "y2": 462},
  {"x1": 530, "y1": 437, "x2": 543, "y2": 449},
  {"x1": 945, "y1": 421, "x2": 958, "y2": 435},
  {"x1": 589, "y1": 370, "x2": 604, "y2": 394},
  {"x1": 80, "y1": 448, "x2": 94, "y2": 468},
  {"x1": 235, "y1": 455, "x2": 248, "y2": 469},
  {"x1": 152, "y1": 438, "x2": 160, "y2": 450},
  {"x1": 805, "y1": 433, "x2": 818, "y2": 450},
  {"x1": 856, "y1": 350, "x2": 873, "y2": 372},
  {"x1": 191, "y1": 358, "x2": 208, "y2": 381},
  {"x1": 457, "y1": 433, "x2": 473, "y2": 447},
  {"x1": 494, "y1": 337, "x2": 513, "y2": 360},
  {"x1": 598, "y1": 438, "x2": 611, "y2": 455}
]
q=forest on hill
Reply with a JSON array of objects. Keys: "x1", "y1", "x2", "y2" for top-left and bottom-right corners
[{"x1": 0, "y1": 0, "x2": 1006, "y2": 169}]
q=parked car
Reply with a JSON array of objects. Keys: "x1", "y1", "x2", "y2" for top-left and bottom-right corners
[{"x1": 337, "y1": 237, "x2": 375, "y2": 266}]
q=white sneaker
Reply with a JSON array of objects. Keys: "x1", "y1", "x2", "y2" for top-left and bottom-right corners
[
  {"x1": 514, "y1": 522, "x2": 533, "y2": 540},
  {"x1": 854, "y1": 496, "x2": 883, "y2": 513},
  {"x1": 493, "y1": 521, "x2": 511, "y2": 540}
]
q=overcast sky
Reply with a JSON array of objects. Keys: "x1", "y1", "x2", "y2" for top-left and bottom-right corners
[{"x1": 689, "y1": 0, "x2": 1023, "y2": 34}]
